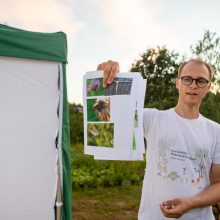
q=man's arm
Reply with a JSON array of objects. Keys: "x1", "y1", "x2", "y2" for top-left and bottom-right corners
[{"x1": 160, "y1": 163, "x2": 220, "y2": 218}]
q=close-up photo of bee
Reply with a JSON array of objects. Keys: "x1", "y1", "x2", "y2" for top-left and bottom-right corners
[{"x1": 87, "y1": 98, "x2": 110, "y2": 122}]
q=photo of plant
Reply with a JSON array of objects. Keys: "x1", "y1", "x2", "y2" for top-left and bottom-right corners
[
  {"x1": 134, "y1": 109, "x2": 138, "y2": 128},
  {"x1": 87, "y1": 98, "x2": 110, "y2": 122},
  {"x1": 104, "y1": 77, "x2": 132, "y2": 96},
  {"x1": 132, "y1": 132, "x2": 136, "y2": 150},
  {"x1": 87, "y1": 123, "x2": 114, "y2": 147},
  {"x1": 87, "y1": 78, "x2": 104, "y2": 96}
]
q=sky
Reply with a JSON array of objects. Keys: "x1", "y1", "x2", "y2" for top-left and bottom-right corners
[{"x1": 1, "y1": 0, "x2": 220, "y2": 104}]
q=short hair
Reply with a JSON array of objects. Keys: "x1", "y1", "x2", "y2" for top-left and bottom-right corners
[{"x1": 178, "y1": 58, "x2": 213, "y2": 80}]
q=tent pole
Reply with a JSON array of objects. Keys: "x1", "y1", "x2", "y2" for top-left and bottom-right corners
[{"x1": 56, "y1": 159, "x2": 62, "y2": 220}]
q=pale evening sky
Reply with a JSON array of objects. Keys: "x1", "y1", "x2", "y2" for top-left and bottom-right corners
[{"x1": 1, "y1": 0, "x2": 220, "y2": 104}]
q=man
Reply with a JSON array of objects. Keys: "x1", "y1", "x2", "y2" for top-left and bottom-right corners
[{"x1": 97, "y1": 59, "x2": 220, "y2": 219}]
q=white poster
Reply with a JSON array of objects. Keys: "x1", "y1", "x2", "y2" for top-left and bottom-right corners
[{"x1": 83, "y1": 71, "x2": 146, "y2": 161}]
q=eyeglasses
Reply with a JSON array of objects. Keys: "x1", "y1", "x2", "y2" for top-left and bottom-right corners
[{"x1": 180, "y1": 76, "x2": 210, "y2": 88}]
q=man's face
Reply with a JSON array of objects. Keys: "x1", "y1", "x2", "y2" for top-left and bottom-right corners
[{"x1": 176, "y1": 61, "x2": 211, "y2": 107}]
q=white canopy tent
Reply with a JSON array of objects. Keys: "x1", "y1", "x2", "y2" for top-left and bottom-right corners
[{"x1": 0, "y1": 24, "x2": 71, "y2": 220}]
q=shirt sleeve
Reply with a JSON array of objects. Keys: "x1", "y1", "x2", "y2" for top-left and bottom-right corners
[
  {"x1": 213, "y1": 124, "x2": 220, "y2": 164},
  {"x1": 143, "y1": 108, "x2": 158, "y2": 139}
]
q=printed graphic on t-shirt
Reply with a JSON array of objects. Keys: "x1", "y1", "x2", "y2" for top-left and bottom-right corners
[{"x1": 157, "y1": 142, "x2": 209, "y2": 189}]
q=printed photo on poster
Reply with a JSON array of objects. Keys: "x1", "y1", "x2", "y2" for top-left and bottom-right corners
[
  {"x1": 87, "y1": 77, "x2": 132, "y2": 97},
  {"x1": 87, "y1": 97, "x2": 111, "y2": 122},
  {"x1": 87, "y1": 123, "x2": 114, "y2": 147},
  {"x1": 87, "y1": 78, "x2": 104, "y2": 97},
  {"x1": 104, "y1": 77, "x2": 132, "y2": 96}
]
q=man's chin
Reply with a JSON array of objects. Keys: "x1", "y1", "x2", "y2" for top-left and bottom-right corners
[{"x1": 185, "y1": 100, "x2": 201, "y2": 108}]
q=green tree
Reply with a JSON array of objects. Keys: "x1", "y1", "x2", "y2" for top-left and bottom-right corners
[
  {"x1": 191, "y1": 30, "x2": 220, "y2": 123},
  {"x1": 130, "y1": 46, "x2": 181, "y2": 109},
  {"x1": 200, "y1": 92, "x2": 220, "y2": 123},
  {"x1": 69, "y1": 103, "x2": 84, "y2": 144},
  {"x1": 191, "y1": 30, "x2": 220, "y2": 91}
]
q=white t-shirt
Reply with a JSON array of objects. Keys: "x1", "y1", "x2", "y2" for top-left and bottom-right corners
[{"x1": 138, "y1": 108, "x2": 220, "y2": 220}]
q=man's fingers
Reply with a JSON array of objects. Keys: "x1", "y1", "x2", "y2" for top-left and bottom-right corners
[
  {"x1": 107, "y1": 62, "x2": 119, "y2": 84},
  {"x1": 163, "y1": 199, "x2": 179, "y2": 206},
  {"x1": 103, "y1": 65, "x2": 112, "y2": 88},
  {"x1": 160, "y1": 204, "x2": 180, "y2": 218},
  {"x1": 97, "y1": 63, "x2": 103, "y2": 70},
  {"x1": 160, "y1": 198, "x2": 193, "y2": 219},
  {"x1": 96, "y1": 60, "x2": 120, "y2": 88}
]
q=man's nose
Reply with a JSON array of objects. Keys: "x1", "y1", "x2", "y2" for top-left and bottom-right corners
[{"x1": 189, "y1": 79, "x2": 198, "y2": 88}]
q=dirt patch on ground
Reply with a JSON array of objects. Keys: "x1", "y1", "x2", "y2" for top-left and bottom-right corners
[{"x1": 73, "y1": 186, "x2": 141, "y2": 220}]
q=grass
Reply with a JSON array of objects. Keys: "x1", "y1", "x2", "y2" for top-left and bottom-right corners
[{"x1": 73, "y1": 185, "x2": 142, "y2": 220}]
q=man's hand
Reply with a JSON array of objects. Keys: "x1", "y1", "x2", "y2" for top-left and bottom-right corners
[
  {"x1": 97, "y1": 60, "x2": 119, "y2": 88},
  {"x1": 160, "y1": 198, "x2": 193, "y2": 218}
]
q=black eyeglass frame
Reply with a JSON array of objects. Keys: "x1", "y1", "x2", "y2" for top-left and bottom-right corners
[{"x1": 180, "y1": 76, "x2": 210, "y2": 88}]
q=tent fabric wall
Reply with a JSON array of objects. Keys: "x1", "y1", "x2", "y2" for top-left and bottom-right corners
[
  {"x1": 0, "y1": 58, "x2": 60, "y2": 220},
  {"x1": 0, "y1": 24, "x2": 71, "y2": 220}
]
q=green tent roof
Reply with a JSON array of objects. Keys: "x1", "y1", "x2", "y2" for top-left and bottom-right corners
[{"x1": 0, "y1": 24, "x2": 67, "y2": 62}]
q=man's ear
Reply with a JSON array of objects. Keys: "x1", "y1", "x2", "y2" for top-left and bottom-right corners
[
  {"x1": 208, "y1": 82, "x2": 211, "y2": 91},
  {"x1": 204, "y1": 83, "x2": 212, "y2": 96},
  {"x1": 176, "y1": 78, "x2": 180, "y2": 90}
]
